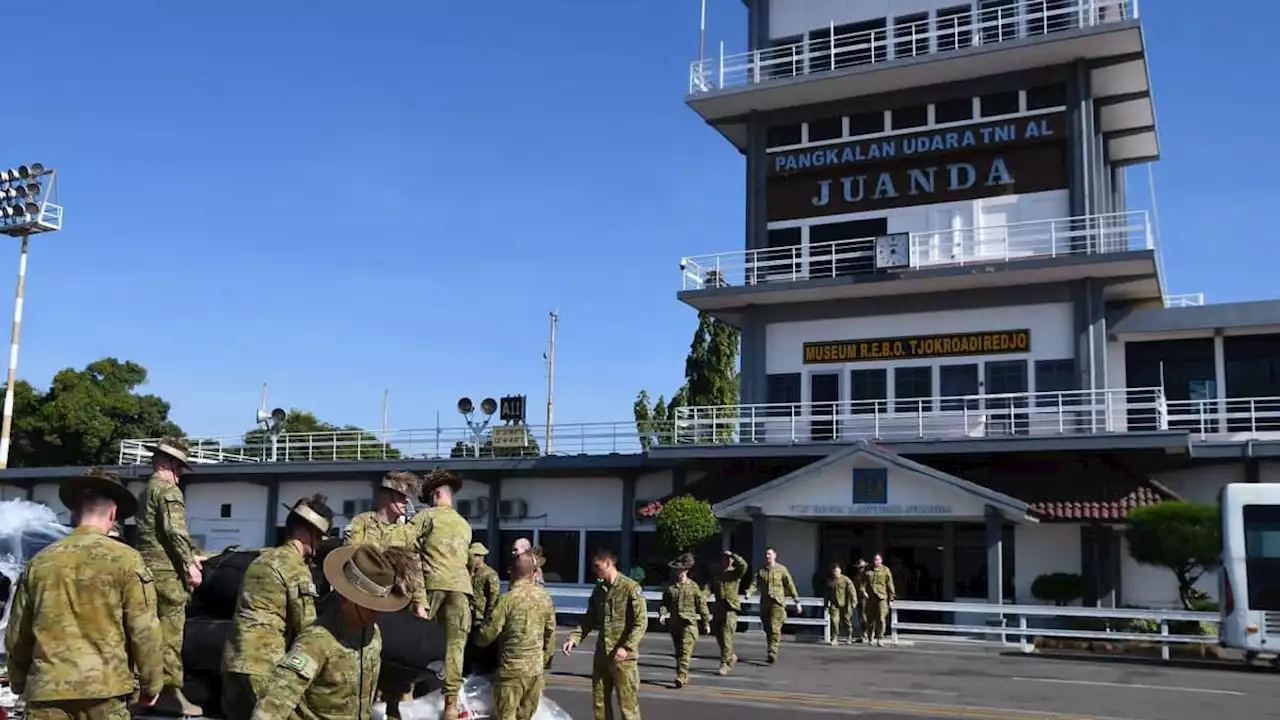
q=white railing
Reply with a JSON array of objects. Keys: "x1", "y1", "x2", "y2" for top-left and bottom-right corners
[
  {"x1": 689, "y1": 0, "x2": 1137, "y2": 95},
  {"x1": 539, "y1": 587, "x2": 1217, "y2": 661},
  {"x1": 1165, "y1": 397, "x2": 1280, "y2": 440},
  {"x1": 1164, "y1": 293, "x2": 1205, "y2": 308},
  {"x1": 681, "y1": 211, "x2": 1152, "y2": 291},
  {"x1": 672, "y1": 387, "x2": 1168, "y2": 445}
]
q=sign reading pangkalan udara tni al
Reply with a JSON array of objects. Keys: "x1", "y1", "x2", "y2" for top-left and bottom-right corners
[{"x1": 767, "y1": 114, "x2": 1067, "y2": 221}]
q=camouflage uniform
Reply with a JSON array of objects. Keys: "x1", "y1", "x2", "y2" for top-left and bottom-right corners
[
  {"x1": 825, "y1": 574, "x2": 858, "y2": 644},
  {"x1": 865, "y1": 565, "x2": 896, "y2": 644},
  {"x1": 568, "y1": 574, "x2": 647, "y2": 720},
  {"x1": 475, "y1": 580, "x2": 557, "y2": 720},
  {"x1": 135, "y1": 473, "x2": 203, "y2": 688},
  {"x1": 659, "y1": 578, "x2": 710, "y2": 685},
  {"x1": 249, "y1": 604, "x2": 382, "y2": 720},
  {"x1": 415, "y1": 505, "x2": 474, "y2": 703},
  {"x1": 4, "y1": 526, "x2": 165, "y2": 720},
  {"x1": 747, "y1": 563, "x2": 799, "y2": 662},
  {"x1": 470, "y1": 560, "x2": 501, "y2": 630},
  {"x1": 221, "y1": 543, "x2": 320, "y2": 720},
  {"x1": 709, "y1": 552, "x2": 747, "y2": 674}
]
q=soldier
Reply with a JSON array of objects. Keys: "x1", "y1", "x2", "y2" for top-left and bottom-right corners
[
  {"x1": 470, "y1": 542, "x2": 501, "y2": 631},
  {"x1": 134, "y1": 436, "x2": 206, "y2": 716},
  {"x1": 709, "y1": 550, "x2": 747, "y2": 676},
  {"x1": 865, "y1": 554, "x2": 896, "y2": 647},
  {"x1": 345, "y1": 471, "x2": 428, "y2": 614},
  {"x1": 562, "y1": 549, "x2": 646, "y2": 720},
  {"x1": 512, "y1": 537, "x2": 544, "y2": 585},
  {"x1": 824, "y1": 563, "x2": 858, "y2": 646},
  {"x1": 746, "y1": 547, "x2": 801, "y2": 664},
  {"x1": 250, "y1": 545, "x2": 408, "y2": 720},
  {"x1": 853, "y1": 559, "x2": 870, "y2": 642},
  {"x1": 475, "y1": 553, "x2": 556, "y2": 720},
  {"x1": 5, "y1": 467, "x2": 165, "y2": 720},
  {"x1": 221, "y1": 495, "x2": 334, "y2": 720},
  {"x1": 415, "y1": 468, "x2": 474, "y2": 720},
  {"x1": 658, "y1": 553, "x2": 710, "y2": 688}
]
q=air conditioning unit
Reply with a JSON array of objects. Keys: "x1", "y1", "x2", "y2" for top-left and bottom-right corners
[
  {"x1": 498, "y1": 498, "x2": 528, "y2": 520},
  {"x1": 456, "y1": 497, "x2": 491, "y2": 519}
]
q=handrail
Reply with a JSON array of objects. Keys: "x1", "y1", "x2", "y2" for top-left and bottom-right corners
[{"x1": 690, "y1": 0, "x2": 1137, "y2": 94}]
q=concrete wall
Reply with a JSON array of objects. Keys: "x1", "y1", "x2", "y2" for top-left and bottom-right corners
[
  {"x1": 1014, "y1": 523, "x2": 1081, "y2": 604},
  {"x1": 769, "y1": 0, "x2": 987, "y2": 40},
  {"x1": 501, "y1": 476, "x2": 623, "y2": 532},
  {"x1": 768, "y1": 518, "x2": 821, "y2": 596}
]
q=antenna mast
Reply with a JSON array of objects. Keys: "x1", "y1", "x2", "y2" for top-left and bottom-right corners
[{"x1": 545, "y1": 311, "x2": 558, "y2": 455}]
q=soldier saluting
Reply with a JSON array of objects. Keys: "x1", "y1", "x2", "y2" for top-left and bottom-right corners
[
  {"x1": 746, "y1": 547, "x2": 801, "y2": 665},
  {"x1": 135, "y1": 436, "x2": 207, "y2": 716},
  {"x1": 658, "y1": 553, "x2": 710, "y2": 688},
  {"x1": 5, "y1": 467, "x2": 165, "y2": 720},
  {"x1": 709, "y1": 550, "x2": 747, "y2": 676},
  {"x1": 563, "y1": 549, "x2": 646, "y2": 720},
  {"x1": 221, "y1": 495, "x2": 334, "y2": 720}
]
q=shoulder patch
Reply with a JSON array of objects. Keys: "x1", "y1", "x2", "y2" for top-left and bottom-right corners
[
  {"x1": 279, "y1": 650, "x2": 316, "y2": 679},
  {"x1": 300, "y1": 581, "x2": 318, "y2": 597},
  {"x1": 137, "y1": 565, "x2": 154, "y2": 584}
]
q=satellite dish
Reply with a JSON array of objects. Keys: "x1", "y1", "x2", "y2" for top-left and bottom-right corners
[
  {"x1": 480, "y1": 397, "x2": 498, "y2": 416},
  {"x1": 457, "y1": 397, "x2": 474, "y2": 415}
]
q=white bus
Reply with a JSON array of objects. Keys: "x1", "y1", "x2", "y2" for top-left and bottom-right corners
[{"x1": 1219, "y1": 483, "x2": 1280, "y2": 662}]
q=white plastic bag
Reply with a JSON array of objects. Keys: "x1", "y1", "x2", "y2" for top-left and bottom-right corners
[
  {"x1": 371, "y1": 674, "x2": 572, "y2": 720},
  {"x1": 0, "y1": 500, "x2": 70, "y2": 646}
]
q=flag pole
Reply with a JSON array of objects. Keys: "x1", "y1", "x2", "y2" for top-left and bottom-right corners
[{"x1": 699, "y1": 0, "x2": 707, "y2": 62}]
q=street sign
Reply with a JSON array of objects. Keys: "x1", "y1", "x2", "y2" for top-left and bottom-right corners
[
  {"x1": 492, "y1": 425, "x2": 529, "y2": 449},
  {"x1": 500, "y1": 395, "x2": 526, "y2": 423}
]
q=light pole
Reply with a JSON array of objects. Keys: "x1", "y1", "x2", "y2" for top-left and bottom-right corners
[
  {"x1": 457, "y1": 396, "x2": 497, "y2": 458},
  {"x1": 256, "y1": 406, "x2": 288, "y2": 461},
  {"x1": 0, "y1": 163, "x2": 61, "y2": 470}
]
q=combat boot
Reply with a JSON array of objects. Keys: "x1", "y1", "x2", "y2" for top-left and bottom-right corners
[
  {"x1": 717, "y1": 663, "x2": 730, "y2": 676},
  {"x1": 442, "y1": 695, "x2": 459, "y2": 720},
  {"x1": 154, "y1": 686, "x2": 203, "y2": 717}
]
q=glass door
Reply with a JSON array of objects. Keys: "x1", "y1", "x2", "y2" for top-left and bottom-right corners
[
  {"x1": 810, "y1": 373, "x2": 840, "y2": 442},
  {"x1": 985, "y1": 360, "x2": 1028, "y2": 435}
]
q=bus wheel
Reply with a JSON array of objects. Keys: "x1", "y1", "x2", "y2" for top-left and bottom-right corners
[{"x1": 1244, "y1": 650, "x2": 1259, "y2": 665}]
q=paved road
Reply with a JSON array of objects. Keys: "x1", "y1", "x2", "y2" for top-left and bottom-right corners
[{"x1": 541, "y1": 632, "x2": 1280, "y2": 719}]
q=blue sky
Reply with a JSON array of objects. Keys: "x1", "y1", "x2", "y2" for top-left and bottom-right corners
[{"x1": 8, "y1": 1, "x2": 1277, "y2": 437}]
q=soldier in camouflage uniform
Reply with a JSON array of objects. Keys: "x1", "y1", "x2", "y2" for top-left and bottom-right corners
[
  {"x1": 250, "y1": 545, "x2": 408, "y2": 720},
  {"x1": 746, "y1": 547, "x2": 801, "y2": 664},
  {"x1": 221, "y1": 495, "x2": 335, "y2": 720},
  {"x1": 658, "y1": 553, "x2": 710, "y2": 688},
  {"x1": 345, "y1": 471, "x2": 428, "y2": 613},
  {"x1": 865, "y1": 554, "x2": 896, "y2": 647},
  {"x1": 470, "y1": 542, "x2": 501, "y2": 630},
  {"x1": 824, "y1": 563, "x2": 858, "y2": 646},
  {"x1": 134, "y1": 436, "x2": 206, "y2": 716},
  {"x1": 852, "y1": 559, "x2": 870, "y2": 642},
  {"x1": 709, "y1": 550, "x2": 747, "y2": 675},
  {"x1": 415, "y1": 468, "x2": 474, "y2": 720},
  {"x1": 511, "y1": 537, "x2": 544, "y2": 585},
  {"x1": 563, "y1": 549, "x2": 647, "y2": 720},
  {"x1": 5, "y1": 468, "x2": 165, "y2": 720},
  {"x1": 475, "y1": 554, "x2": 556, "y2": 720}
]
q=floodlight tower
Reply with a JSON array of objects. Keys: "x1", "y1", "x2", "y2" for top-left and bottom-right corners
[
  {"x1": 457, "y1": 396, "x2": 497, "y2": 458},
  {"x1": 0, "y1": 164, "x2": 61, "y2": 470}
]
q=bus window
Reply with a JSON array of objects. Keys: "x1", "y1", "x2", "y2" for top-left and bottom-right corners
[{"x1": 1243, "y1": 504, "x2": 1280, "y2": 612}]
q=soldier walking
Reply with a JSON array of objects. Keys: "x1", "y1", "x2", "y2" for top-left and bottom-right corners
[
  {"x1": 854, "y1": 559, "x2": 871, "y2": 642},
  {"x1": 563, "y1": 549, "x2": 646, "y2": 720},
  {"x1": 415, "y1": 469, "x2": 474, "y2": 720},
  {"x1": 135, "y1": 436, "x2": 206, "y2": 716},
  {"x1": 250, "y1": 545, "x2": 408, "y2": 720},
  {"x1": 475, "y1": 554, "x2": 557, "y2": 720},
  {"x1": 865, "y1": 554, "x2": 896, "y2": 647},
  {"x1": 709, "y1": 550, "x2": 747, "y2": 675},
  {"x1": 221, "y1": 495, "x2": 334, "y2": 720},
  {"x1": 746, "y1": 547, "x2": 801, "y2": 664},
  {"x1": 5, "y1": 467, "x2": 165, "y2": 720},
  {"x1": 824, "y1": 563, "x2": 858, "y2": 646},
  {"x1": 658, "y1": 553, "x2": 710, "y2": 688}
]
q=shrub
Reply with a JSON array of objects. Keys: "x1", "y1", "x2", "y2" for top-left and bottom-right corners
[
  {"x1": 654, "y1": 496, "x2": 721, "y2": 557},
  {"x1": 1031, "y1": 572, "x2": 1084, "y2": 606}
]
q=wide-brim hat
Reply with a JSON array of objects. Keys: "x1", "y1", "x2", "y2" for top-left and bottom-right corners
[
  {"x1": 380, "y1": 471, "x2": 422, "y2": 498},
  {"x1": 144, "y1": 438, "x2": 193, "y2": 470},
  {"x1": 469, "y1": 542, "x2": 489, "y2": 556},
  {"x1": 668, "y1": 552, "x2": 696, "y2": 570},
  {"x1": 59, "y1": 468, "x2": 139, "y2": 520},
  {"x1": 422, "y1": 468, "x2": 462, "y2": 495},
  {"x1": 323, "y1": 545, "x2": 410, "y2": 613},
  {"x1": 283, "y1": 499, "x2": 331, "y2": 535},
  {"x1": 854, "y1": 559, "x2": 868, "y2": 568}
]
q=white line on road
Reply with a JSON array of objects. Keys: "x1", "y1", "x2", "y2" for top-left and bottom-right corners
[
  {"x1": 1011, "y1": 677, "x2": 1245, "y2": 696},
  {"x1": 547, "y1": 683, "x2": 882, "y2": 716}
]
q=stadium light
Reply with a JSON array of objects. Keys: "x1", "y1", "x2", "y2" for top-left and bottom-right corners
[
  {"x1": 457, "y1": 396, "x2": 497, "y2": 458},
  {"x1": 0, "y1": 163, "x2": 62, "y2": 469}
]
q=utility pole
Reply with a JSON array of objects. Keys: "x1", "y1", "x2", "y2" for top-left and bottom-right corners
[
  {"x1": 545, "y1": 311, "x2": 558, "y2": 455},
  {"x1": 0, "y1": 231, "x2": 30, "y2": 469},
  {"x1": 700, "y1": 0, "x2": 707, "y2": 61},
  {"x1": 381, "y1": 389, "x2": 389, "y2": 458}
]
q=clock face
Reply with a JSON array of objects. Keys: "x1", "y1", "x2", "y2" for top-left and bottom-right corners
[{"x1": 875, "y1": 234, "x2": 910, "y2": 269}]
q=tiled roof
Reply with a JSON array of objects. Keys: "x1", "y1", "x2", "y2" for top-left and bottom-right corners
[{"x1": 963, "y1": 456, "x2": 1182, "y2": 522}]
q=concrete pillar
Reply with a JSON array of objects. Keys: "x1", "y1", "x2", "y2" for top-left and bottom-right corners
[
  {"x1": 620, "y1": 474, "x2": 636, "y2": 571},
  {"x1": 264, "y1": 480, "x2": 280, "y2": 546},
  {"x1": 942, "y1": 522, "x2": 956, "y2": 602},
  {"x1": 748, "y1": 506, "x2": 768, "y2": 569},
  {"x1": 985, "y1": 506, "x2": 1004, "y2": 606},
  {"x1": 486, "y1": 476, "x2": 502, "y2": 570}
]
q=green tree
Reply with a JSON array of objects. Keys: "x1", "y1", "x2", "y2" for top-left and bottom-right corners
[
  {"x1": 234, "y1": 409, "x2": 402, "y2": 461},
  {"x1": 1125, "y1": 501, "x2": 1222, "y2": 610},
  {"x1": 654, "y1": 496, "x2": 721, "y2": 556},
  {"x1": 635, "y1": 311, "x2": 739, "y2": 446},
  {"x1": 633, "y1": 390, "x2": 674, "y2": 450},
  {"x1": 5, "y1": 358, "x2": 183, "y2": 467}
]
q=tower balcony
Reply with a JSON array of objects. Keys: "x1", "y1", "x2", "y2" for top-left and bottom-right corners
[{"x1": 689, "y1": 0, "x2": 1155, "y2": 164}]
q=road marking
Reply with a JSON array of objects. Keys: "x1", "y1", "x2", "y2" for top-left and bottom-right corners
[{"x1": 1011, "y1": 677, "x2": 1245, "y2": 696}]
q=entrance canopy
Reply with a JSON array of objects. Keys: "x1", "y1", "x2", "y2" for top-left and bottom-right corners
[{"x1": 712, "y1": 440, "x2": 1036, "y2": 523}]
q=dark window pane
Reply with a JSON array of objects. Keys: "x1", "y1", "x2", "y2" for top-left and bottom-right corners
[
  {"x1": 632, "y1": 532, "x2": 665, "y2": 587},
  {"x1": 497, "y1": 530, "x2": 529, "y2": 580},
  {"x1": 753, "y1": 227, "x2": 801, "y2": 284},
  {"x1": 934, "y1": 97, "x2": 974, "y2": 124},
  {"x1": 1034, "y1": 359, "x2": 1077, "y2": 407},
  {"x1": 809, "y1": 217, "x2": 886, "y2": 277},
  {"x1": 940, "y1": 364, "x2": 979, "y2": 411},
  {"x1": 767, "y1": 124, "x2": 802, "y2": 148},
  {"x1": 537, "y1": 530, "x2": 581, "y2": 584},
  {"x1": 808, "y1": 117, "x2": 843, "y2": 142},
  {"x1": 766, "y1": 35, "x2": 803, "y2": 80},
  {"x1": 893, "y1": 13, "x2": 929, "y2": 59},
  {"x1": 850, "y1": 369, "x2": 887, "y2": 414},
  {"x1": 980, "y1": 91, "x2": 1019, "y2": 117},
  {"x1": 220, "y1": 503, "x2": 232, "y2": 518},
  {"x1": 1028, "y1": 0, "x2": 1077, "y2": 35},
  {"x1": 811, "y1": 373, "x2": 839, "y2": 442},
  {"x1": 1027, "y1": 83, "x2": 1067, "y2": 110},
  {"x1": 584, "y1": 531, "x2": 622, "y2": 568},
  {"x1": 833, "y1": 19, "x2": 887, "y2": 67},
  {"x1": 847, "y1": 111, "x2": 884, "y2": 136},
  {"x1": 936, "y1": 6, "x2": 973, "y2": 52},
  {"x1": 891, "y1": 104, "x2": 928, "y2": 130},
  {"x1": 894, "y1": 366, "x2": 932, "y2": 413},
  {"x1": 979, "y1": 0, "x2": 1018, "y2": 44}
]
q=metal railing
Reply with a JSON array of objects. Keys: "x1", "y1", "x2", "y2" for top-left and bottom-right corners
[
  {"x1": 689, "y1": 0, "x2": 1137, "y2": 95},
  {"x1": 1164, "y1": 293, "x2": 1206, "y2": 308},
  {"x1": 539, "y1": 587, "x2": 1216, "y2": 661},
  {"x1": 680, "y1": 211, "x2": 1152, "y2": 291},
  {"x1": 1164, "y1": 397, "x2": 1280, "y2": 439},
  {"x1": 672, "y1": 387, "x2": 1168, "y2": 445}
]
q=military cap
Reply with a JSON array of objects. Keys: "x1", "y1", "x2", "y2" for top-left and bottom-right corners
[
  {"x1": 469, "y1": 542, "x2": 489, "y2": 556},
  {"x1": 323, "y1": 545, "x2": 410, "y2": 613},
  {"x1": 59, "y1": 466, "x2": 139, "y2": 520},
  {"x1": 668, "y1": 552, "x2": 696, "y2": 570},
  {"x1": 379, "y1": 470, "x2": 422, "y2": 498},
  {"x1": 284, "y1": 493, "x2": 333, "y2": 534},
  {"x1": 422, "y1": 467, "x2": 461, "y2": 495},
  {"x1": 144, "y1": 435, "x2": 193, "y2": 470},
  {"x1": 854, "y1": 558, "x2": 868, "y2": 568}
]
